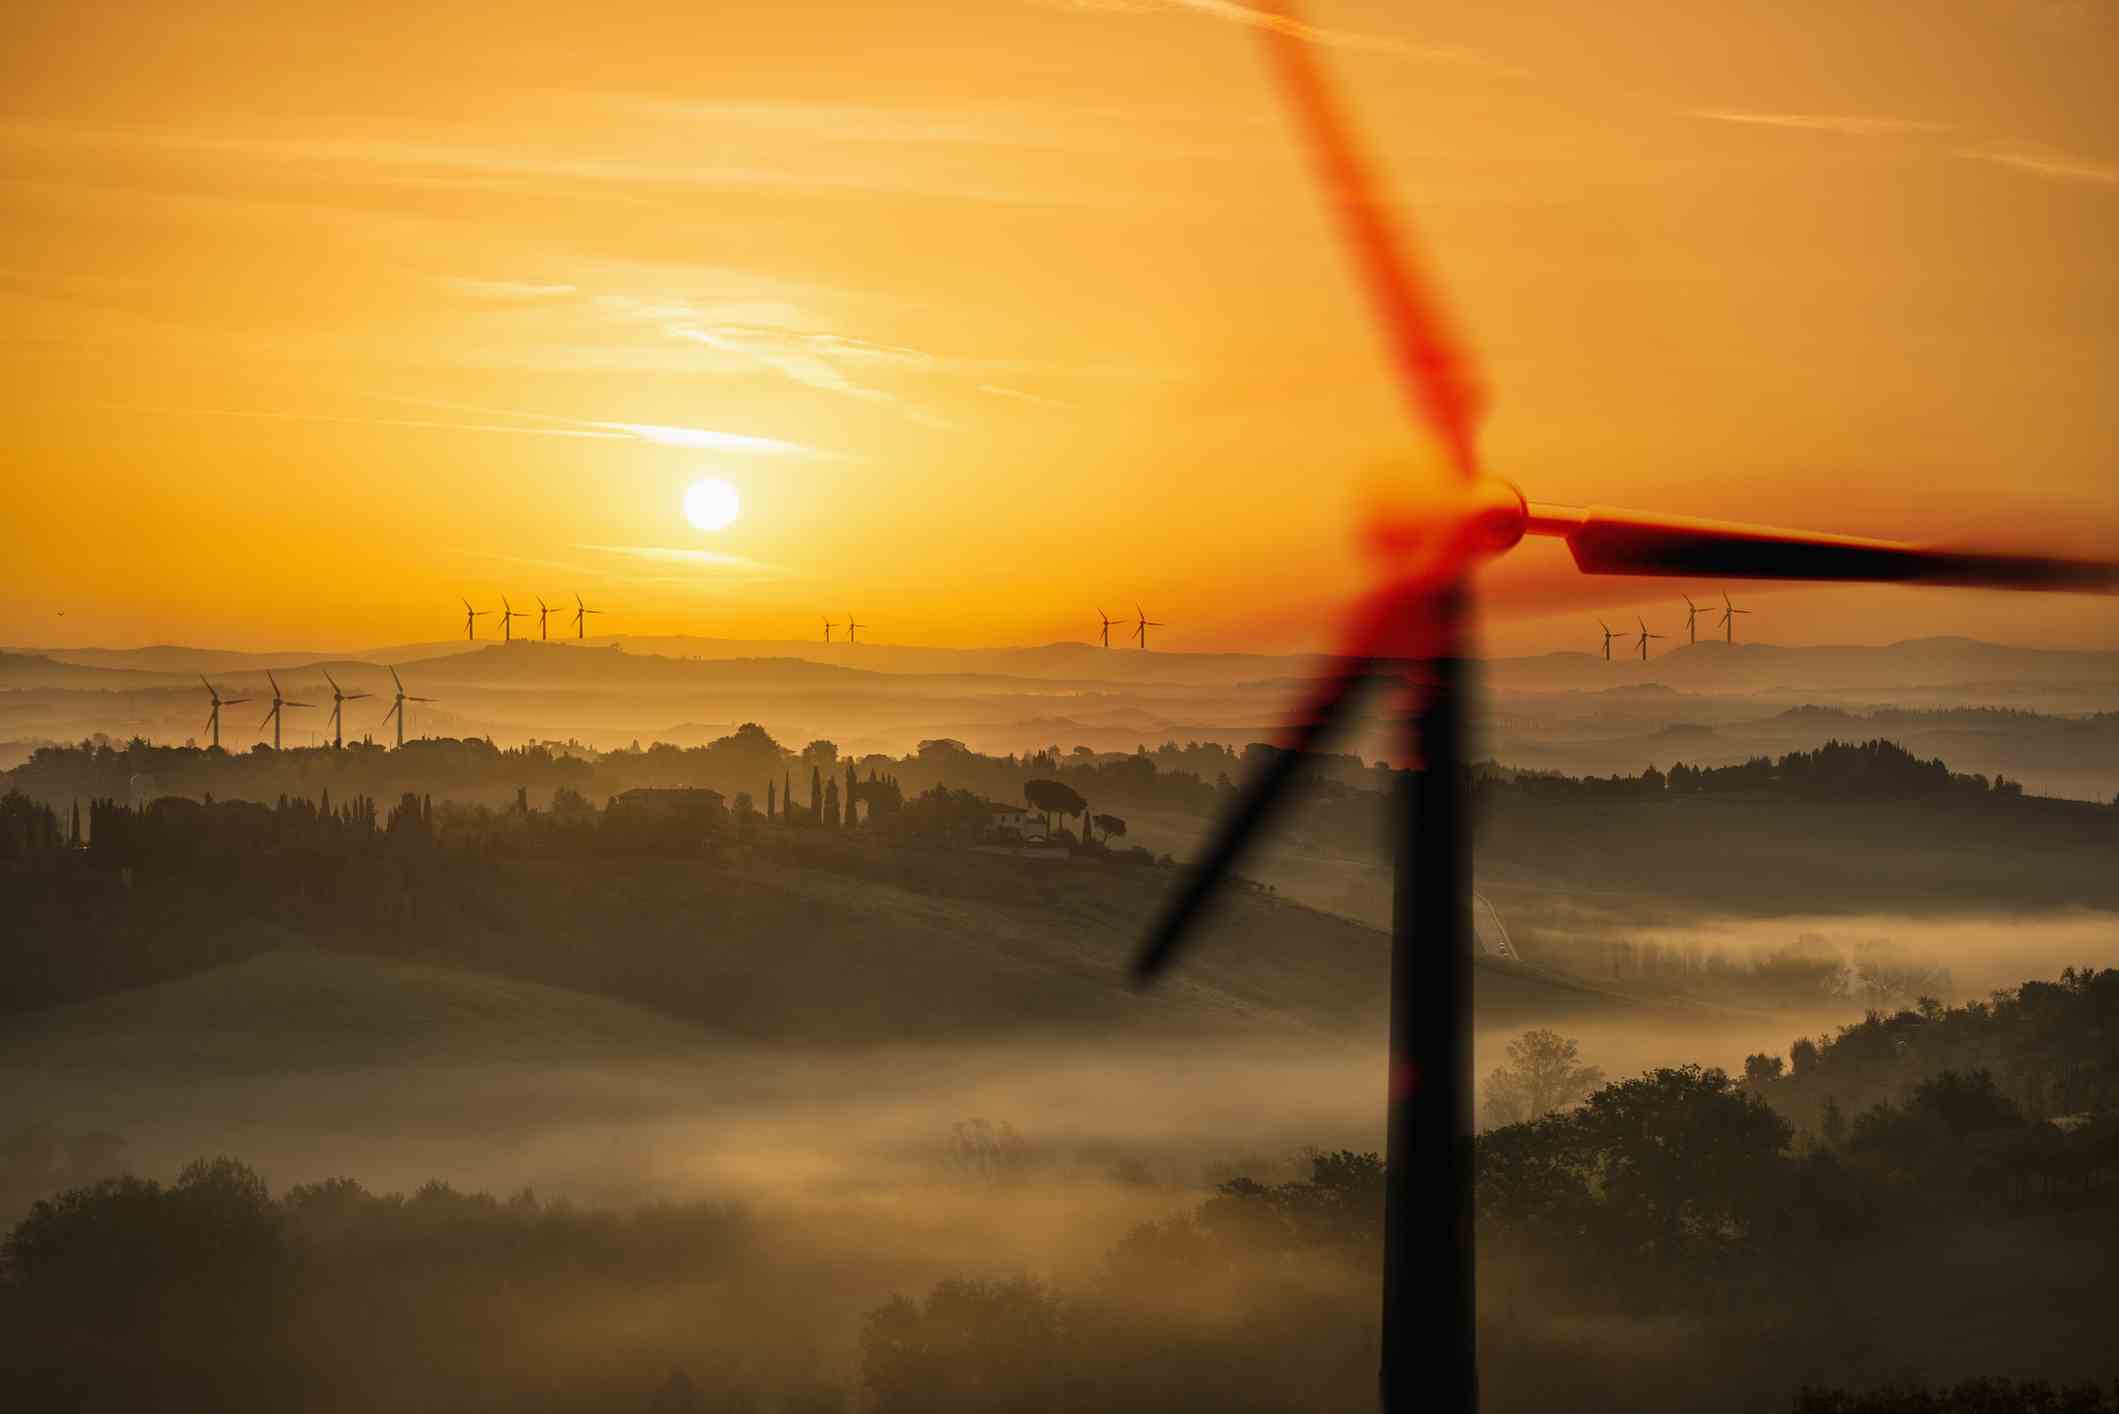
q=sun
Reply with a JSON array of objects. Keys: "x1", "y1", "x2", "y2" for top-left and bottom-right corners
[{"x1": 682, "y1": 477, "x2": 742, "y2": 532}]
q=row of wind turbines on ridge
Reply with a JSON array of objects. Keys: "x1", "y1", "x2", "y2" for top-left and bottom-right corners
[
  {"x1": 1598, "y1": 592, "x2": 1752, "y2": 661},
  {"x1": 461, "y1": 593, "x2": 602, "y2": 642},
  {"x1": 200, "y1": 666, "x2": 435, "y2": 752}
]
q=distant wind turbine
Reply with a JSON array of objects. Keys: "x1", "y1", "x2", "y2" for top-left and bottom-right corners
[
  {"x1": 1597, "y1": 619, "x2": 1619, "y2": 661},
  {"x1": 845, "y1": 614, "x2": 865, "y2": 645},
  {"x1": 822, "y1": 616, "x2": 838, "y2": 644},
  {"x1": 537, "y1": 596, "x2": 558, "y2": 640},
  {"x1": 1097, "y1": 609, "x2": 1119, "y2": 648},
  {"x1": 1133, "y1": 604, "x2": 1164, "y2": 650},
  {"x1": 323, "y1": 669, "x2": 371, "y2": 750},
  {"x1": 572, "y1": 593, "x2": 603, "y2": 639},
  {"x1": 461, "y1": 598, "x2": 491, "y2": 640},
  {"x1": 378, "y1": 666, "x2": 436, "y2": 749},
  {"x1": 497, "y1": 595, "x2": 528, "y2": 642},
  {"x1": 1635, "y1": 616, "x2": 1665, "y2": 661},
  {"x1": 1681, "y1": 593, "x2": 1703, "y2": 645},
  {"x1": 1719, "y1": 590, "x2": 1752, "y2": 643},
  {"x1": 200, "y1": 676, "x2": 250, "y2": 751},
  {"x1": 259, "y1": 670, "x2": 311, "y2": 751}
]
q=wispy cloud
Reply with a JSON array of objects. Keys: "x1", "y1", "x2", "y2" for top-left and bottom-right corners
[
  {"x1": 381, "y1": 395, "x2": 838, "y2": 458},
  {"x1": 1965, "y1": 141, "x2": 2119, "y2": 186},
  {"x1": 96, "y1": 403, "x2": 633, "y2": 443},
  {"x1": 667, "y1": 324, "x2": 951, "y2": 429},
  {"x1": 1691, "y1": 110, "x2": 1945, "y2": 137},
  {"x1": 437, "y1": 277, "x2": 580, "y2": 299},
  {"x1": 579, "y1": 544, "x2": 780, "y2": 575},
  {"x1": 978, "y1": 383, "x2": 1072, "y2": 410},
  {"x1": 1047, "y1": 0, "x2": 1491, "y2": 65}
]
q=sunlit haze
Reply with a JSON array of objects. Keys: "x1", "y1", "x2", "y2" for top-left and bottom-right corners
[{"x1": 6, "y1": 0, "x2": 2114, "y2": 655}]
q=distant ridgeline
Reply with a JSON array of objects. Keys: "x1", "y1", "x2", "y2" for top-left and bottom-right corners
[{"x1": 2, "y1": 727, "x2": 2093, "y2": 831}]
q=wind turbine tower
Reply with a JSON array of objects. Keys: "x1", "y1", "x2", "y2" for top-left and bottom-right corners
[
  {"x1": 1133, "y1": 605, "x2": 1165, "y2": 650},
  {"x1": 845, "y1": 615, "x2": 865, "y2": 645},
  {"x1": 323, "y1": 669, "x2": 371, "y2": 750},
  {"x1": 571, "y1": 593, "x2": 603, "y2": 640},
  {"x1": 1719, "y1": 591, "x2": 1752, "y2": 643},
  {"x1": 259, "y1": 670, "x2": 311, "y2": 751},
  {"x1": 822, "y1": 616, "x2": 837, "y2": 644},
  {"x1": 497, "y1": 596, "x2": 528, "y2": 642},
  {"x1": 379, "y1": 666, "x2": 436, "y2": 749},
  {"x1": 200, "y1": 676, "x2": 250, "y2": 751},
  {"x1": 461, "y1": 598, "x2": 491, "y2": 640},
  {"x1": 1635, "y1": 616, "x2": 1665, "y2": 661}
]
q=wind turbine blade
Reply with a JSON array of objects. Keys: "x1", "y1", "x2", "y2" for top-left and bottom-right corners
[
  {"x1": 325, "y1": 669, "x2": 340, "y2": 693},
  {"x1": 390, "y1": 665, "x2": 404, "y2": 692},
  {"x1": 1259, "y1": 2, "x2": 1484, "y2": 482},
  {"x1": 346, "y1": 692, "x2": 371, "y2": 701},
  {"x1": 268, "y1": 670, "x2": 281, "y2": 695},
  {"x1": 1135, "y1": 665, "x2": 1376, "y2": 981},
  {"x1": 223, "y1": 697, "x2": 251, "y2": 706},
  {"x1": 260, "y1": 707, "x2": 276, "y2": 730},
  {"x1": 408, "y1": 695, "x2": 437, "y2": 702},
  {"x1": 1526, "y1": 505, "x2": 2119, "y2": 592}
]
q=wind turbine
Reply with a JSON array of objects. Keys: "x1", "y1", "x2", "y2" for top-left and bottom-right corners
[
  {"x1": 497, "y1": 595, "x2": 528, "y2": 642},
  {"x1": 1130, "y1": 7, "x2": 2118, "y2": 1414},
  {"x1": 1097, "y1": 609, "x2": 1119, "y2": 648},
  {"x1": 537, "y1": 596, "x2": 558, "y2": 640},
  {"x1": 822, "y1": 616, "x2": 838, "y2": 644},
  {"x1": 1597, "y1": 619, "x2": 1619, "y2": 660},
  {"x1": 378, "y1": 666, "x2": 436, "y2": 749},
  {"x1": 571, "y1": 593, "x2": 603, "y2": 639},
  {"x1": 1132, "y1": 604, "x2": 1165, "y2": 650},
  {"x1": 845, "y1": 614, "x2": 865, "y2": 645},
  {"x1": 200, "y1": 676, "x2": 250, "y2": 751},
  {"x1": 1634, "y1": 616, "x2": 1665, "y2": 661},
  {"x1": 1719, "y1": 590, "x2": 1752, "y2": 643},
  {"x1": 461, "y1": 598, "x2": 491, "y2": 640},
  {"x1": 323, "y1": 669, "x2": 371, "y2": 750},
  {"x1": 1681, "y1": 593, "x2": 1704, "y2": 644},
  {"x1": 258, "y1": 670, "x2": 310, "y2": 751}
]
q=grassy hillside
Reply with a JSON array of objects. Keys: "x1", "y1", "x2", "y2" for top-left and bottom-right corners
[
  {"x1": 0, "y1": 943, "x2": 730, "y2": 1076},
  {"x1": 401, "y1": 836, "x2": 1633, "y2": 1045}
]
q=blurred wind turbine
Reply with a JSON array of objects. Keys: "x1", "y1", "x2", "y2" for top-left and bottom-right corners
[
  {"x1": 461, "y1": 598, "x2": 491, "y2": 640},
  {"x1": 378, "y1": 666, "x2": 436, "y2": 749},
  {"x1": 497, "y1": 595, "x2": 528, "y2": 642},
  {"x1": 1132, "y1": 604, "x2": 1164, "y2": 649},
  {"x1": 1097, "y1": 608, "x2": 1119, "y2": 648},
  {"x1": 258, "y1": 670, "x2": 310, "y2": 751},
  {"x1": 822, "y1": 616, "x2": 838, "y2": 644},
  {"x1": 1635, "y1": 616, "x2": 1665, "y2": 660},
  {"x1": 537, "y1": 596, "x2": 558, "y2": 640},
  {"x1": 1129, "y1": 6, "x2": 2118, "y2": 1414},
  {"x1": 1597, "y1": 619, "x2": 1619, "y2": 660},
  {"x1": 1719, "y1": 590, "x2": 1752, "y2": 643},
  {"x1": 1681, "y1": 593, "x2": 1703, "y2": 644},
  {"x1": 323, "y1": 669, "x2": 371, "y2": 750},
  {"x1": 845, "y1": 615, "x2": 865, "y2": 645},
  {"x1": 200, "y1": 676, "x2": 250, "y2": 751},
  {"x1": 571, "y1": 593, "x2": 603, "y2": 639}
]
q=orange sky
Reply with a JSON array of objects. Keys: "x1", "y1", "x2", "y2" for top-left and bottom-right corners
[{"x1": 5, "y1": 0, "x2": 2115, "y2": 657}]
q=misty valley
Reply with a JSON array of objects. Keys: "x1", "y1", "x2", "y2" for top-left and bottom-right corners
[{"x1": 4, "y1": 689, "x2": 2117, "y2": 1413}]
